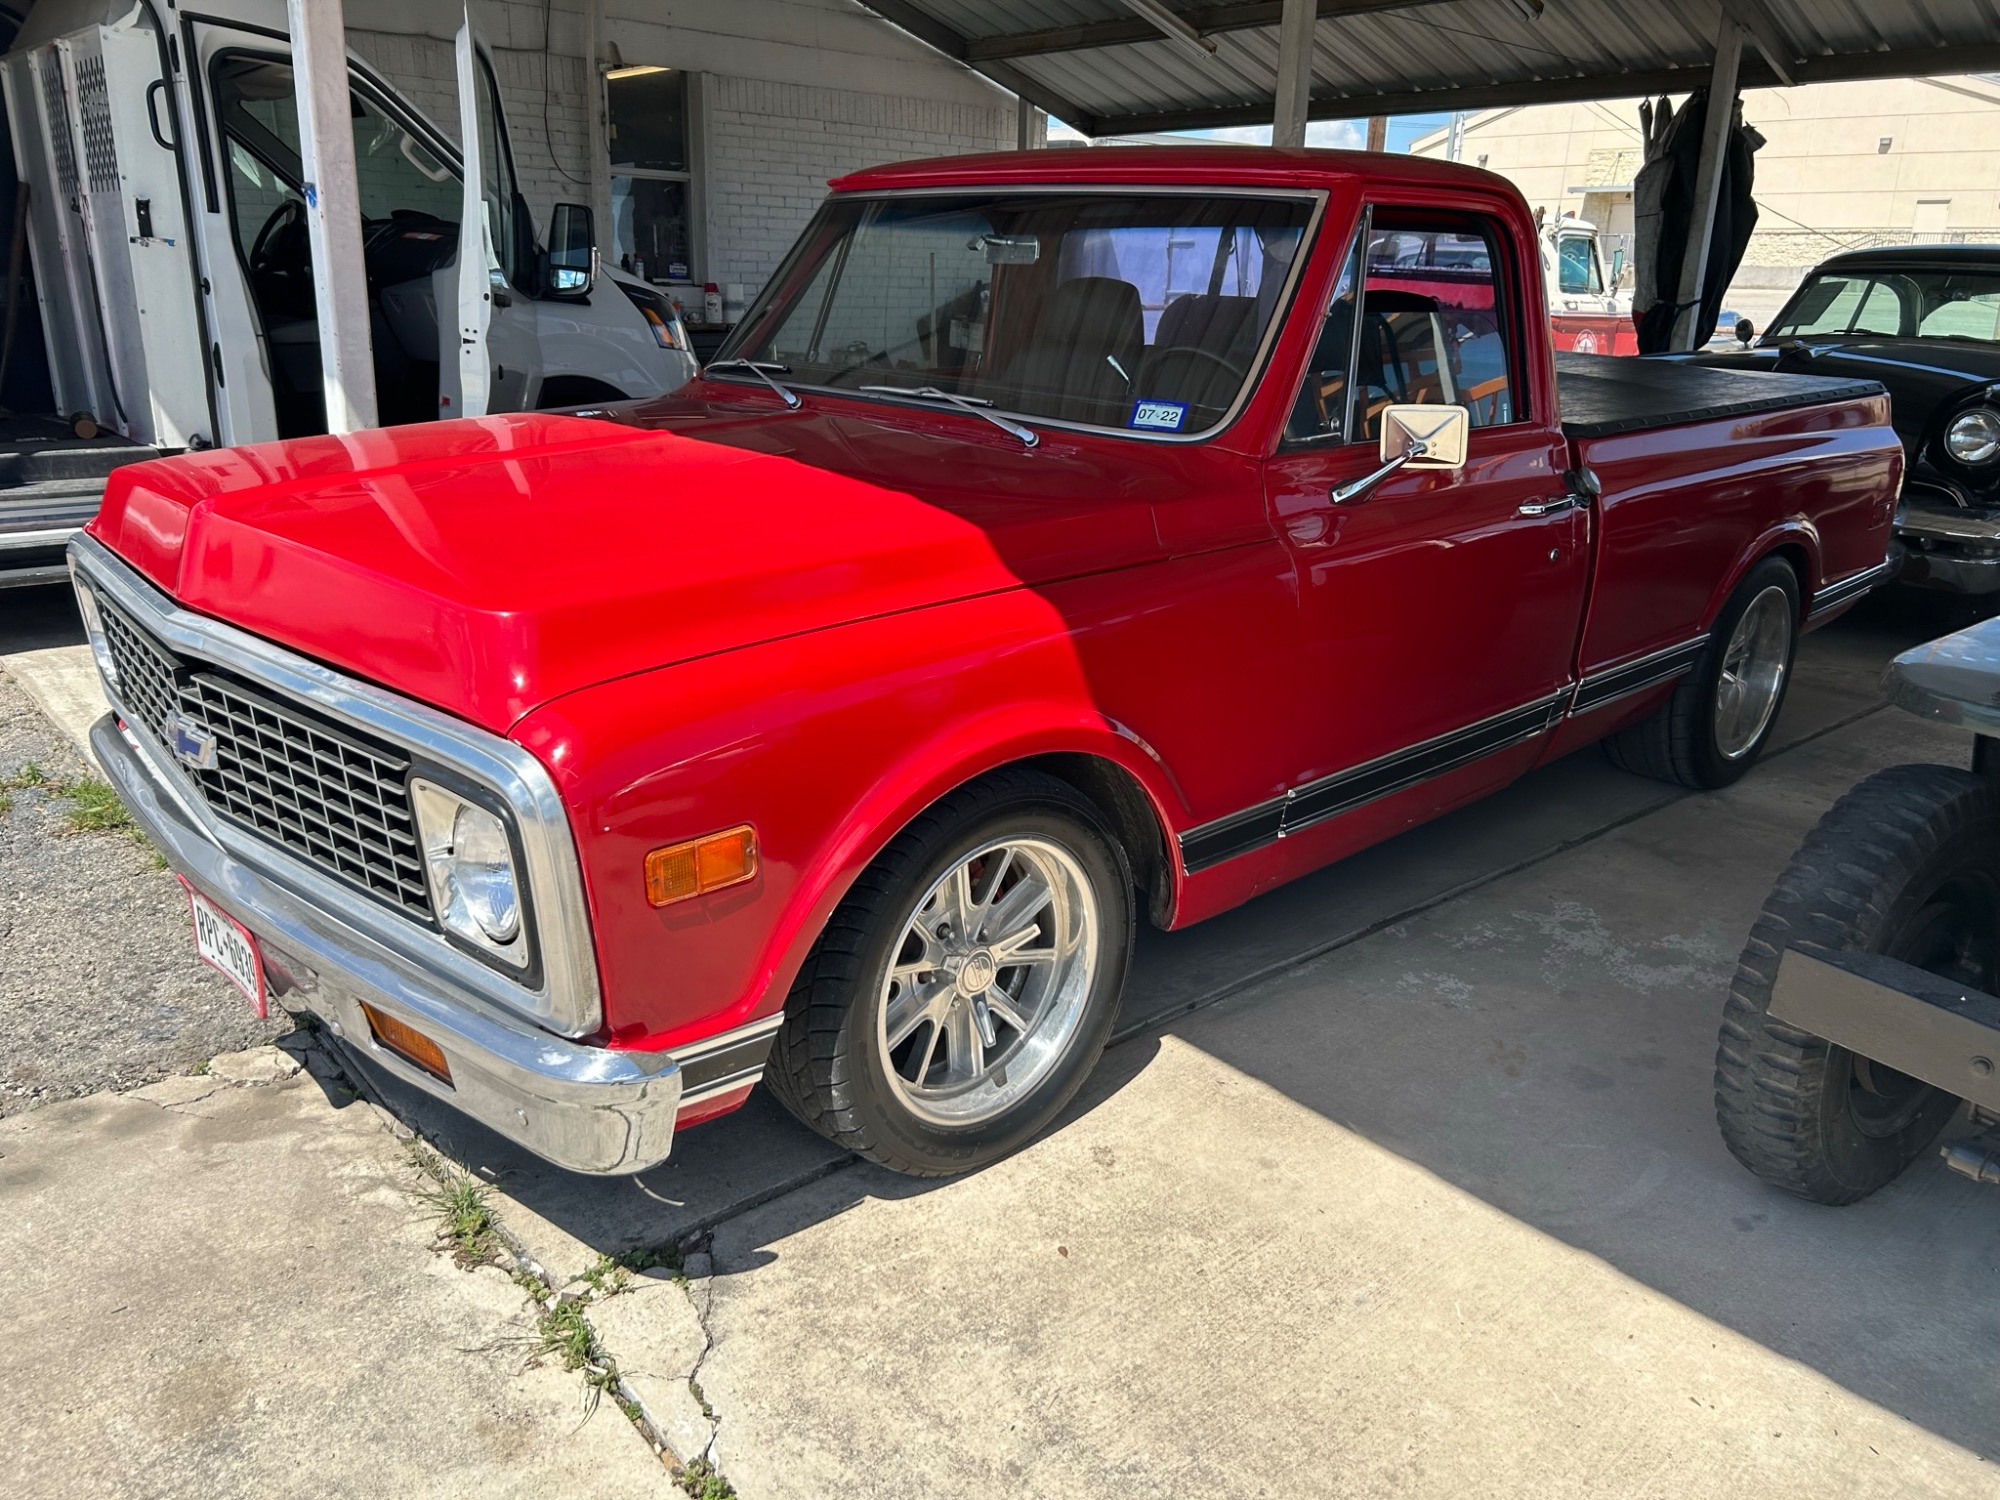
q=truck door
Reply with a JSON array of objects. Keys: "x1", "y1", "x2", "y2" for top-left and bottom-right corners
[
  {"x1": 2, "y1": 11, "x2": 211, "y2": 446},
  {"x1": 1264, "y1": 206, "x2": 1589, "y2": 811},
  {"x1": 439, "y1": 16, "x2": 540, "y2": 417}
]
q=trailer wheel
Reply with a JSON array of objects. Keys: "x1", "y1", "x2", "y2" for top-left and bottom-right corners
[
  {"x1": 764, "y1": 769, "x2": 1133, "y2": 1177},
  {"x1": 1604, "y1": 557, "x2": 1799, "y2": 789},
  {"x1": 1715, "y1": 763, "x2": 1997, "y2": 1203}
]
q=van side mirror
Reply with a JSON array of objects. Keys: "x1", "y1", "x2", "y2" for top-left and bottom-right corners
[
  {"x1": 546, "y1": 203, "x2": 597, "y2": 297},
  {"x1": 1735, "y1": 318, "x2": 1756, "y2": 345}
]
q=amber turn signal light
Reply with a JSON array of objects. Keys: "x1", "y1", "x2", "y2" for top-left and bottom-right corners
[
  {"x1": 360, "y1": 1001, "x2": 453, "y2": 1084},
  {"x1": 646, "y1": 824, "x2": 759, "y2": 907}
]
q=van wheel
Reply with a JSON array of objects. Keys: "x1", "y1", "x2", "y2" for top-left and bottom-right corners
[
  {"x1": 1604, "y1": 557, "x2": 1799, "y2": 789},
  {"x1": 764, "y1": 770, "x2": 1134, "y2": 1177},
  {"x1": 1715, "y1": 764, "x2": 1993, "y2": 1203}
]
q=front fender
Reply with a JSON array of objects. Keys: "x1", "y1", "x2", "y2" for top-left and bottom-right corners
[{"x1": 513, "y1": 589, "x2": 1189, "y2": 1052}]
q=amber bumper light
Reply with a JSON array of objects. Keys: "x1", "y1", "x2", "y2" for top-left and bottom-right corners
[
  {"x1": 360, "y1": 1002, "x2": 453, "y2": 1084},
  {"x1": 646, "y1": 825, "x2": 758, "y2": 907}
]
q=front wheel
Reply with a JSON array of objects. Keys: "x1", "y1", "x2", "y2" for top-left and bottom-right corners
[
  {"x1": 1715, "y1": 764, "x2": 1996, "y2": 1204},
  {"x1": 1604, "y1": 557, "x2": 1800, "y2": 789},
  {"x1": 764, "y1": 770, "x2": 1134, "y2": 1176}
]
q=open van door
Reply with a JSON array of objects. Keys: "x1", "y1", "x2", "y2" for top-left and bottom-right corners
[
  {"x1": 2, "y1": 10, "x2": 210, "y2": 446},
  {"x1": 441, "y1": 8, "x2": 539, "y2": 418}
]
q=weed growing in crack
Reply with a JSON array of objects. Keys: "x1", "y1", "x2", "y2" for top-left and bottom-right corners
[
  {"x1": 675, "y1": 1457, "x2": 736, "y2": 1500},
  {"x1": 59, "y1": 777, "x2": 133, "y2": 834},
  {"x1": 3, "y1": 764, "x2": 142, "y2": 839},
  {"x1": 688, "y1": 1376, "x2": 717, "y2": 1424},
  {"x1": 407, "y1": 1143, "x2": 502, "y2": 1267}
]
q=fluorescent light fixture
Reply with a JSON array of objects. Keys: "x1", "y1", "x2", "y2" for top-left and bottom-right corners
[{"x1": 606, "y1": 64, "x2": 669, "y2": 79}]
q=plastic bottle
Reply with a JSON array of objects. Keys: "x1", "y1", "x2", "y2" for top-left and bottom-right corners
[{"x1": 702, "y1": 282, "x2": 723, "y2": 323}]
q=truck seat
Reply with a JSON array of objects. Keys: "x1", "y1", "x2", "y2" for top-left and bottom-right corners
[{"x1": 1003, "y1": 276, "x2": 1143, "y2": 423}]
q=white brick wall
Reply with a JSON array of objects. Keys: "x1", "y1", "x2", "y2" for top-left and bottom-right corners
[
  {"x1": 705, "y1": 76, "x2": 1012, "y2": 297},
  {"x1": 343, "y1": 0, "x2": 1018, "y2": 298}
]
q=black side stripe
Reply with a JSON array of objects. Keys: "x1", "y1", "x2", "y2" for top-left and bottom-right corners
[
  {"x1": 673, "y1": 1016, "x2": 781, "y2": 1101},
  {"x1": 1179, "y1": 693, "x2": 1566, "y2": 874},
  {"x1": 1568, "y1": 637, "x2": 1706, "y2": 716},
  {"x1": 1808, "y1": 561, "x2": 1895, "y2": 621}
]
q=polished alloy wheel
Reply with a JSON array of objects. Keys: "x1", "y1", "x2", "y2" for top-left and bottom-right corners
[
  {"x1": 1714, "y1": 584, "x2": 1793, "y2": 759},
  {"x1": 876, "y1": 835, "x2": 1099, "y2": 1127}
]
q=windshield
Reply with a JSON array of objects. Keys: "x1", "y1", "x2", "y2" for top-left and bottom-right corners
[
  {"x1": 1769, "y1": 268, "x2": 2000, "y2": 342},
  {"x1": 718, "y1": 191, "x2": 1317, "y2": 436},
  {"x1": 1555, "y1": 234, "x2": 1603, "y2": 295}
]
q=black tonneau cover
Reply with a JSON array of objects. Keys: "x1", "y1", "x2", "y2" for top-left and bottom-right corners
[{"x1": 1555, "y1": 352, "x2": 1884, "y2": 439}]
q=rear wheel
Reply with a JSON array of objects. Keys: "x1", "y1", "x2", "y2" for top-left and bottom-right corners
[
  {"x1": 1604, "y1": 557, "x2": 1800, "y2": 789},
  {"x1": 1715, "y1": 764, "x2": 1995, "y2": 1203},
  {"x1": 764, "y1": 770, "x2": 1134, "y2": 1176}
]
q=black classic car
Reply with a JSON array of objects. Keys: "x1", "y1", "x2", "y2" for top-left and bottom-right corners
[{"x1": 1698, "y1": 245, "x2": 2000, "y2": 595}]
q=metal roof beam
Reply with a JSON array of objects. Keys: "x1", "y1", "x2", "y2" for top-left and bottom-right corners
[
  {"x1": 854, "y1": 1, "x2": 1104, "y2": 133},
  {"x1": 963, "y1": 0, "x2": 1461, "y2": 64},
  {"x1": 1717, "y1": 0, "x2": 1796, "y2": 87},
  {"x1": 1088, "y1": 40, "x2": 2000, "y2": 135}
]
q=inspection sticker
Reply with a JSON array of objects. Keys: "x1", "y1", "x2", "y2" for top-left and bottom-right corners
[{"x1": 1129, "y1": 399, "x2": 1188, "y2": 432}]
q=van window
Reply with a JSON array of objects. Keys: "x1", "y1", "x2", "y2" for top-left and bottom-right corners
[{"x1": 212, "y1": 57, "x2": 460, "y2": 247}]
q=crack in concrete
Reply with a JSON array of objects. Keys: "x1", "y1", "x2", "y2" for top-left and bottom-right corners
[{"x1": 679, "y1": 1242, "x2": 724, "y2": 1466}]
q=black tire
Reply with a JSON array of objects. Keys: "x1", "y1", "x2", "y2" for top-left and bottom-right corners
[
  {"x1": 1714, "y1": 763, "x2": 1997, "y2": 1204},
  {"x1": 1604, "y1": 557, "x2": 1800, "y2": 789},
  {"x1": 764, "y1": 769, "x2": 1134, "y2": 1176}
]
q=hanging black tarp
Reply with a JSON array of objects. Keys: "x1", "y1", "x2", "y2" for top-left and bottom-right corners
[{"x1": 1631, "y1": 91, "x2": 1763, "y2": 353}]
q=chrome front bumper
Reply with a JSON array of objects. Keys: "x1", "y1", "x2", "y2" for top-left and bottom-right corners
[{"x1": 93, "y1": 712, "x2": 685, "y2": 1174}]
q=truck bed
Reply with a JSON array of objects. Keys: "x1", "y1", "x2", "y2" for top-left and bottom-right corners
[{"x1": 1555, "y1": 351, "x2": 1884, "y2": 438}]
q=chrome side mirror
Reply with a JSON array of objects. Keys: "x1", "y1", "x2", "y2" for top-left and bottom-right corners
[{"x1": 1332, "y1": 405, "x2": 1471, "y2": 505}]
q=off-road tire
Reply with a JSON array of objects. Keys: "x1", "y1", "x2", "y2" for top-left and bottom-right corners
[
  {"x1": 1714, "y1": 763, "x2": 1996, "y2": 1204},
  {"x1": 763, "y1": 769, "x2": 1134, "y2": 1176},
  {"x1": 1604, "y1": 557, "x2": 1800, "y2": 789}
]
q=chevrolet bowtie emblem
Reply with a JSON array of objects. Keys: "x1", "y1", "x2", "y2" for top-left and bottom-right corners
[{"x1": 165, "y1": 712, "x2": 219, "y2": 772}]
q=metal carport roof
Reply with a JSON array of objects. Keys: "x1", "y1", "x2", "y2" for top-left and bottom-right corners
[{"x1": 856, "y1": 0, "x2": 2000, "y2": 137}]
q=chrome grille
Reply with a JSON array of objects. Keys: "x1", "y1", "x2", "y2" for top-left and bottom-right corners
[{"x1": 98, "y1": 599, "x2": 433, "y2": 918}]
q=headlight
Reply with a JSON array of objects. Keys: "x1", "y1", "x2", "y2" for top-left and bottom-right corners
[
  {"x1": 412, "y1": 778, "x2": 527, "y2": 963},
  {"x1": 618, "y1": 281, "x2": 685, "y2": 351},
  {"x1": 1946, "y1": 408, "x2": 2000, "y2": 466},
  {"x1": 71, "y1": 575, "x2": 119, "y2": 689}
]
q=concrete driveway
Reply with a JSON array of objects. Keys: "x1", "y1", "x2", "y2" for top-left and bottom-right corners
[{"x1": 5, "y1": 585, "x2": 1997, "y2": 1497}]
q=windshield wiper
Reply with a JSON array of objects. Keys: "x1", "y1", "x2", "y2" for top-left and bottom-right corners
[
  {"x1": 705, "y1": 358, "x2": 802, "y2": 409},
  {"x1": 857, "y1": 385, "x2": 1039, "y2": 448}
]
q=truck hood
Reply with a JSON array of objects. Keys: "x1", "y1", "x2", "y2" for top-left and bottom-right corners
[{"x1": 87, "y1": 407, "x2": 1178, "y2": 733}]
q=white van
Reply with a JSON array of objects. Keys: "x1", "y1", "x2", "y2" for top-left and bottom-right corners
[{"x1": 0, "y1": 0, "x2": 697, "y2": 584}]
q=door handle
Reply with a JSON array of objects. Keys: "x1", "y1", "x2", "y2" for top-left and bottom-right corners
[{"x1": 1518, "y1": 495, "x2": 1578, "y2": 518}]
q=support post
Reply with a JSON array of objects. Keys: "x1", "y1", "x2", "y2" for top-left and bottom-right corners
[
  {"x1": 286, "y1": 0, "x2": 376, "y2": 432},
  {"x1": 1016, "y1": 96, "x2": 1044, "y2": 150},
  {"x1": 1272, "y1": 0, "x2": 1314, "y2": 149},
  {"x1": 585, "y1": 0, "x2": 611, "y2": 247},
  {"x1": 1671, "y1": 15, "x2": 1743, "y2": 352}
]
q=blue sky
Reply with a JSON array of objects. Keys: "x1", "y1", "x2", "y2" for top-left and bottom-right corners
[{"x1": 1054, "y1": 112, "x2": 1454, "y2": 150}]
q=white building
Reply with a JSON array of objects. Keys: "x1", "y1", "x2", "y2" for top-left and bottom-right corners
[{"x1": 1410, "y1": 75, "x2": 2000, "y2": 288}]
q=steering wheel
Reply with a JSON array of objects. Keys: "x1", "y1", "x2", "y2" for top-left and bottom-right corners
[
  {"x1": 250, "y1": 198, "x2": 305, "y2": 275},
  {"x1": 1144, "y1": 345, "x2": 1248, "y2": 403}
]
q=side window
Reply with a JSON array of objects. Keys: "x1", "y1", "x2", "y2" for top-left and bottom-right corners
[
  {"x1": 1356, "y1": 214, "x2": 1516, "y2": 440},
  {"x1": 1285, "y1": 226, "x2": 1362, "y2": 442}
]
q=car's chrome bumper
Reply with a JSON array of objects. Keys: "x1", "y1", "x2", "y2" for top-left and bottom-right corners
[
  {"x1": 93, "y1": 711, "x2": 685, "y2": 1174},
  {"x1": 1894, "y1": 503, "x2": 2000, "y2": 595}
]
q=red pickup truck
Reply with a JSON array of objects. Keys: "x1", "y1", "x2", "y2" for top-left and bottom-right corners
[{"x1": 72, "y1": 148, "x2": 1901, "y2": 1178}]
